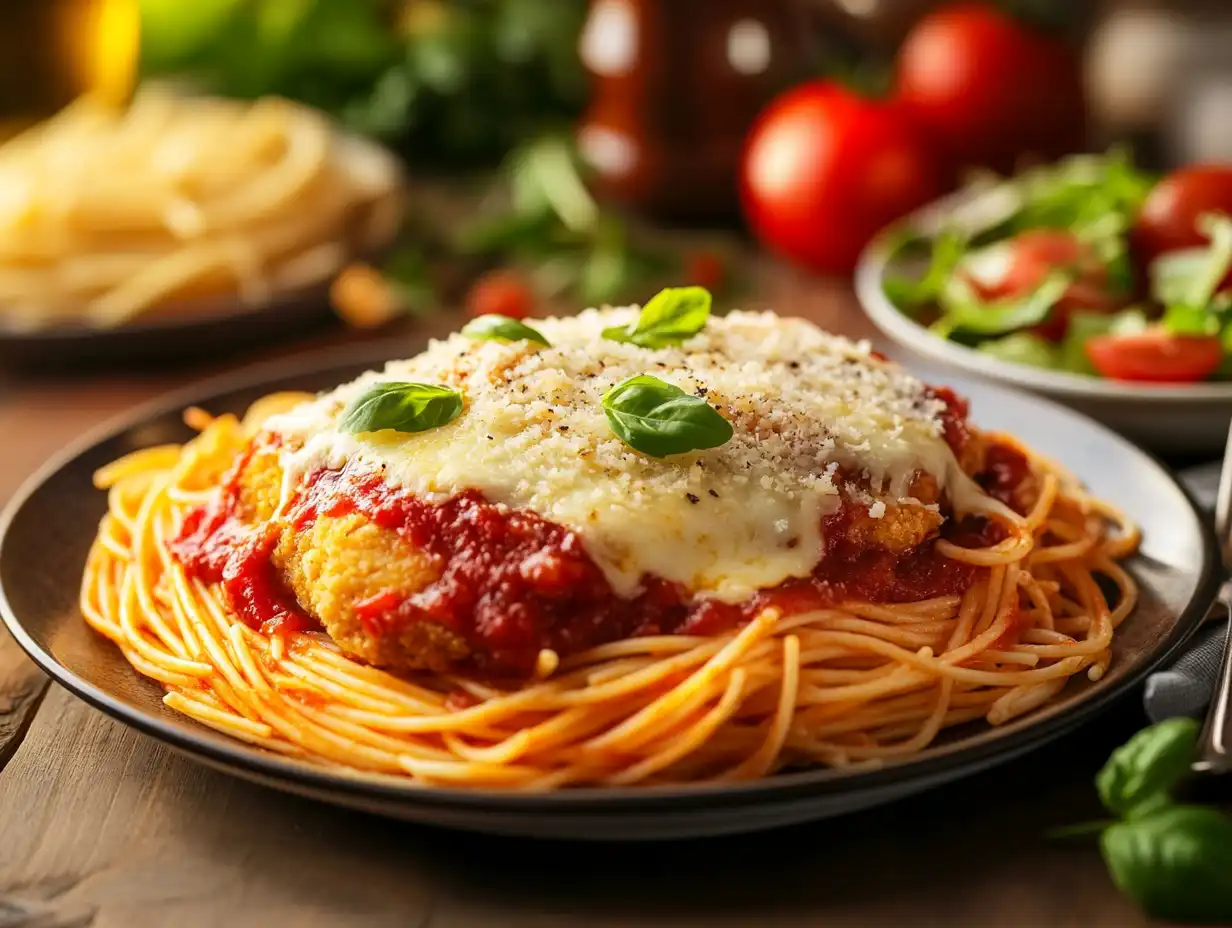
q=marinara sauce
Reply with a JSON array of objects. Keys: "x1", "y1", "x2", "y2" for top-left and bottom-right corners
[{"x1": 170, "y1": 387, "x2": 1032, "y2": 677}]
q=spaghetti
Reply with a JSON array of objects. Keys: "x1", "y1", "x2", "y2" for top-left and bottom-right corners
[
  {"x1": 80, "y1": 392, "x2": 1139, "y2": 790},
  {"x1": 0, "y1": 86, "x2": 403, "y2": 330}
]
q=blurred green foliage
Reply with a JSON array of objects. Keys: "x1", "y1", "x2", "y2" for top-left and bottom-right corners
[{"x1": 137, "y1": 0, "x2": 590, "y2": 166}]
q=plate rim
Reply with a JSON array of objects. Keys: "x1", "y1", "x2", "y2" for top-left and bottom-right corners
[
  {"x1": 854, "y1": 188, "x2": 1232, "y2": 405},
  {"x1": 0, "y1": 337, "x2": 1220, "y2": 815}
]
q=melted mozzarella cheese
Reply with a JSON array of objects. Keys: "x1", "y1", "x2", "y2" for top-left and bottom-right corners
[{"x1": 264, "y1": 307, "x2": 969, "y2": 601}]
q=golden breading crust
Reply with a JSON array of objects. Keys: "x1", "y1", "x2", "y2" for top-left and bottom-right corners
[
  {"x1": 231, "y1": 442, "x2": 993, "y2": 674},
  {"x1": 237, "y1": 449, "x2": 471, "y2": 674},
  {"x1": 839, "y1": 472, "x2": 944, "y2": 553}
]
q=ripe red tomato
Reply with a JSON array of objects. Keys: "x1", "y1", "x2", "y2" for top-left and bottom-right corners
[
  {"x1": 1085, "y1": 327, "x2": 1223, "y2": 383},
  {"x1": 739, "y1": 82, "x2": 943, "y2": 276},
  {"x1": 893, "y1": 3, "x2": 1086, "y2": 178},
  {"x1": 973, "y1": 229, "x2": 1120, "y2": 340},
  {"x1": 684, "y1": 250, "x2": 727, "y2": 292},
  {"x1": 465, "y1": 269, "x2": 534, "y2": 320},
  {"x1": 1133, "y1": 165, "x2": 1232, "y2": 267}
]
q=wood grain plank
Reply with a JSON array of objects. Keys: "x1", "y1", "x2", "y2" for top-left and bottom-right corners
[
  {"x1": 0, "y1": 628, "x2": 47, "y2": 773},
  {"x1": 0, "y1": 273, "x2": 1158, "y2": 926},
  {"x1": 0, "y1": 685, "x2": 1151, "y2": 928}
]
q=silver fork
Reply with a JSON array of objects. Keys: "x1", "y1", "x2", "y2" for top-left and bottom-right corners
[{"x1": 1194, "y1": 423, "x2": 1232, "y2": 774}]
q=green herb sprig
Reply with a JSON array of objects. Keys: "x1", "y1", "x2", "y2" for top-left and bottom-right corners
[
  {"x1": 457, "y1": 135, "x2": 681, "y2": 307},
  {"x1": 602, "y1": 286, "x2": 712, "y2": 348},
  {"x1": 1055, "y1": 718, "x2": 1232, "y2": 924},
  {"x1": 462, "y1": 314, "x2": 550, "y2": 346},
  {"x1": 340, "y1": 382, "x2": 463, "y2": 435},
  {"x1": 601, "y1": 374, "x2": 732, "y2": 458}
]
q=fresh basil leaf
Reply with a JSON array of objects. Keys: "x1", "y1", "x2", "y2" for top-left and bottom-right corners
[
  {"x1": 461, "y1": 314, "x2": 550, "y2": 346},
  {"x1": 601, "y1": 374, "x2": 732, "y2": 458},
  {"x1": 975, "y1": 332, "x2": 1059, "y2": 369},
  {"x1": 1095, "y1": 717, "x2": 1199, "y2": 819},
  {"x1": 340, "y1": 382, "x2": 463, "y2": 435},
  {"x1": 509, "y1": 134, "x2": 598, "y2": 233},
  {"x1": 1060, "y1": 309, "x2": 1149, "y2": 374},
  {"x1": 937, "y1": 271, "x2": 1070, "y2": 336},
  {"x1": 602, "y1": 286, "x2": 712, "y2": 348},
  {"x1": 1101, "y1": 805, "x2": 1232, "y2": 924},
  {"x1": 456, "y1": 208, "x2": 566, "y2": 257}
]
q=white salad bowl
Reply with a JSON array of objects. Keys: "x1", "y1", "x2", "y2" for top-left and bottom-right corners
[{"x1": 855, "y1": 186, "x2": 1232, "y2": 458}]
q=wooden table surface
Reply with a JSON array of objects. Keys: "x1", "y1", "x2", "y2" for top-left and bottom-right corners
[{"x1": 0, "y1": 269, "x2": 1168, "y2": 927}]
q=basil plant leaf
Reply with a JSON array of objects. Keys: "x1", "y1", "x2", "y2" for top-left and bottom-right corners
[
  {"x1": 461, "y1": 314, "x2": 550, "y2": 346},
  {"x1": 340, "y1": 382, "x2": 464, "y2": 435},
  {"x1": 602, "y1": 286, "x2": 712, "y2": 348},
  {"x1": 601, "y1": 374, "x2": 733, "y2": 458},
  {"x1": 1095, "y1": 717, "x2": 1200, "y2": 819},
  {"x1": 1101, "y1": 805, "x2": 1232, "y2": 924}
]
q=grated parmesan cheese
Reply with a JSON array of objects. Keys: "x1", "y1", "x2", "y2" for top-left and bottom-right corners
[{"x1": 264, "y1": 307, "x2": 967, "y2": 602}]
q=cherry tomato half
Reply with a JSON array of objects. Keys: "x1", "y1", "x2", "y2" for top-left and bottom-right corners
[
  {"x1": 894, "y1": 2, "x2": 1086, "y2": 179},
  {"x1": 1085, "y1": 327, "x2": 1223, "y2": 383},
  {"x1": 739, "y1": 82, "x2": 942, "y2": 276},
  {"x1": 1133, "y1": 165, "x2": 1232, "y2": 275},
  {"x1": 465, "y1": 269, "x2": 535, "y2": 320},
  {"x1": 972, "y1": 229, "x2": 1120, "y2": 341}
]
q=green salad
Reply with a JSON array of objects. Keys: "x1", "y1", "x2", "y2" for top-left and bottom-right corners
[{"x1": 883, "y1": 150, "x2": 1232, "y2": 385}]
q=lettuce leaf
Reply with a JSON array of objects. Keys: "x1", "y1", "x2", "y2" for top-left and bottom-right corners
[
  {"x1": 1060, "y1": 309, "x2": 1150, "y2": 375},
  {"x1": 936, "y1": 271, "x2": 1070, "y2": 336},
  {"x1": 976, "y1": 333, "x2": 1059, "y2": 369}
]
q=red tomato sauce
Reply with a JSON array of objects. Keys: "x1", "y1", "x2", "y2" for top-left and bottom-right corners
[{"x1": 168, "y1": 387, "x2": 1029, "y2": 677}]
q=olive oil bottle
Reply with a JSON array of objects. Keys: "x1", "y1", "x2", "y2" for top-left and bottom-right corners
[{"x1": 0, "y1": 0, "x2": 138, "y2": 138}]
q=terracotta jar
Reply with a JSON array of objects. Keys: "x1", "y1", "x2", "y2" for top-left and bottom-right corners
[{"x1": 575, "y1": 0, "x2": 811, "y2": 223}]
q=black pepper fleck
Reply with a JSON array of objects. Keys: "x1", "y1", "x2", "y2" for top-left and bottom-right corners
[
  {"x1": 789, "y1": 361, "x2": 801, "y2": 369},
  {"x1": 686, "y1": 493, "x2": 700, "y2": 504},
  {"x1": 560, "y1": 425, "x2": 569, "y2": 431},
  {"x1": 708, "y1": 488, "x2": 719, "y2": 498}
]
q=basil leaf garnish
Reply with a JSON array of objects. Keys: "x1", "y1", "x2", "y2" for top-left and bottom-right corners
[
  {"x1": 340, "y1": 382, "x2": 463, "y2": 435},
  {"x1": 1095, "y1": 717, "x2": 1199, "y2": 820},
  {"x1": 602, "y1": 286, "x2": 712, "y2": 348},
  {"x1": 601, "y1": 374, "x2": 732, "y2": 458},
  {"x1": 1101, "y1": 806, "x2": 1232, "y2": 924},
  {"x1": 462, "y1": 314, "x2": 550, "y2": 346}
]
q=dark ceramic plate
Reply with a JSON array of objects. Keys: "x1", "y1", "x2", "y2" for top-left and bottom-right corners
[
  {"x1": 0, "y1": 281, "x2": 340, "y2": 370},
  {"x1": 0, "y1": 340, "x2": 1218, "y2": 840}
]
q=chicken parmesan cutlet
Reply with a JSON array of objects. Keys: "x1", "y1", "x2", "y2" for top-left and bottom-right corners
[{"x1": 169, "y1": 304, "x2": 1032, "y2": 679}]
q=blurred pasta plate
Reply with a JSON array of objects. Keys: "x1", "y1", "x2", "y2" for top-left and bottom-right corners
[{"x1": 0, "y1": 85, "x2": 405, "y2": 335}]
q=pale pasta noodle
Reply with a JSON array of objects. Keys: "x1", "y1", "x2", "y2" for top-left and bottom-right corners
[{"x1": 0, "y1": 86, "x2": 405, "y2": 331}]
